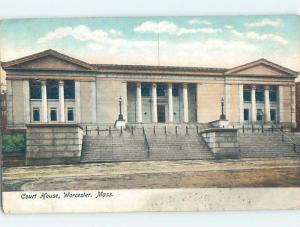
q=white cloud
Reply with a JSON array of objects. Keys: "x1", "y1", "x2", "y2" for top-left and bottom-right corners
[
  {"x1": 134, "y1": 21, "x2": 220, "y2": 35},
  {"x1": 109, "y1": 29, "x2": 123, "y2": 36},
  {"x1": 159, "y1": 39, "x2": 259, "y2": 68},
  {"x1": 188, "y1": 19, "x2": 211, "y2": 25},
  {"x1": 229, "y1": 28, "x2": 288, "y2": 45},
  {"x1": 246, "y1": 32, "x2": 288, "y2": 45},
  {"x1": 37, "y1": 25, "x2": 109, "y2": 43},
  {"x1": 224, "y1": 25, "x2": 233, "y2": 29},
  {"x1": 245, "y1": 18, "x2": 283, "y2": 27}
]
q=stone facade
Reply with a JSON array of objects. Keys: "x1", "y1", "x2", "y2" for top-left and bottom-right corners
[
  {"x1": 2, "y1": 50, "x2": 298, "y2": 129},
  {"x1": 26, "y1": 124, "x2": 83, "y2": 165}
]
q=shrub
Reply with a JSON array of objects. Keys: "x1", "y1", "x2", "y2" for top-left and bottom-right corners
[{"x1": 2, "y1": 133, "x2": 26, "y2": 153}]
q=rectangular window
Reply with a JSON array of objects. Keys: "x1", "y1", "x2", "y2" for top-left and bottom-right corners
[
  {"x1": 33, "y1": 108, "x2": 40, "y2": 121},
  {"x1": 30, "y1": 80, "x2": 41, "y2": 99},
  {"x1": 47, "y1": 80, "x2": 59, "y2": 99},
  {"x1": 256, "y1": 91, "x2": 264, "y2": 102},
  {"x1": 257, "y1": 108, "x2": 263, "y2": 121},
  {"x1": 64, "y1": 80, "x2": 75, "y2": 99},
  {"x1": 141, "y1": 84, "x2": 150, "y2": 96},
  {"x1": 50, "y1": 108, "x2": 57, "y2": 121},
  {"x1": 270, "y1": 90, "x2": 277, "y2": 102},
  {"x1": 157, "y1": 85, "x2": 165, "y2": 97},
  {"x1": 67, "y1": 108, "x2": 74, "y2": 121},
  {"x1": 270, "y1": 109, "x2": 276, "y2": 122},
  {"x1": 173, "y1": 85, "x2": 179, "y2": 97},
  {"x1": 244, "y1": 108, "x2": 249, "y2": 121},
  {"x1": 243, "y1": 90, "x2": 251, "y2": 102}
]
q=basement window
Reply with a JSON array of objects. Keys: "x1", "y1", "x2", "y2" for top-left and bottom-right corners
[
  {"x1": 270, "y1": 109, "x2": 277, "y2": 122},
  {"x1": 257, "y1": 109, "x2": 263, "y2": 121},
  {"x1": 67, "y1": 108, "x2": 74, "y2": 121},
  {"x1": 32, "y1": 108, "x2": 40, "y2": 122},
  {"x1": 50, "y1": 108, "x2": 57, "y2": 121},
  {"x1": 244, "y1": 108, "x2": 249, "y2": 121}
]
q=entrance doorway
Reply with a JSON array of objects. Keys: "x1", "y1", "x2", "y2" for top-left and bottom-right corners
[{"x1": 157, "y1": 104, "x2": 166, "y2": 123}]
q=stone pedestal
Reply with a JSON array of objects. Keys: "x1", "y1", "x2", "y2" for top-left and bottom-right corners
[
  {"x1": 26, "y1": 124, "x2": 83, "y2": 165},
  {"x1": 210, "y1": 119, "x2": 229, "y2": 128},
  {"x1": 115, "y1": 119, "x2": 126, "y2": 128},
  {"x1": 201, "y1": 128, "x2": 240, "y2": 159}
]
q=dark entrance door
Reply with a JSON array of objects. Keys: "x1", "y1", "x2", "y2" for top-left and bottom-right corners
[{"x1": 157, "y1": 104, "x2": 166, "y2": 123}]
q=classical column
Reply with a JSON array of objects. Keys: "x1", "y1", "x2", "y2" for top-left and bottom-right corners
[
  {"x1": 59, "y1": 80, "x2": 65, "y2": 123},
  {"x1": 251, "y1": 85, "x2": 256, "y2": 122},
  {"x1": 196, "y1": 84, "x2": 201, "y2": 123},
  {"x1": 291, "y1": 85, "x2": 296, "y2": 125},
  {"x1": 151, "y1": 83, "x2": 158, "y2": 123},
  {"x1": 183, "y1": 83, "x2": 189, "y2": 123},
  {"x1": 136, "y1": 82, "x2": 142, "y2": 123},
  {"x1": 75, "y1": 81, "x2": 81, "y2": 123},
  {"x1": 279, "y1": 86, "x2": 284, "y2": 123},
  {"x1": 23, "y1": 80, "x2": 30, "y2": 123},
  {"x1": 168, "y1": 83, "x2": 173, "y2": 123},
  {"x1": 225, "y1": 84, "x2": 231, "y2": 120},
  {"x1": 239, "y1": 84, "x2": 244, "y2": 123},
  {"x1": 264, "y1": 85, "x2": 271, "y2": 122},
  {"x1": 91, "y1": 81, "x2": 97, "y2": 123},
  {"x1": 41, "y1": 80, "x2": 48, "y2": 122}
]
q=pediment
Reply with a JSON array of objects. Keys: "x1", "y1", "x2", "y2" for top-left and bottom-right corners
[
  {"x1": 2, "y1": 49, "x2": 96, "y2": 72},
  {"x1": 225, "y1": 59, "x2": 298, "y2": 77}
]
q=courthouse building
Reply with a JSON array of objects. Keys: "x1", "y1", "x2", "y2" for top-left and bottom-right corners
[
  {"x1": 2, "y1": 49, "x2": 300, "y2": 165},
  {"x1": 1, "y1": 49, "x2": 298, "y2": 129}
]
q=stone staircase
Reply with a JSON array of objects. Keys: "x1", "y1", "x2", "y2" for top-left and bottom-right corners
[
  {"x1": 81, "y1": 130, "x2": 147, "y2": 162},
  {"x1": 239, "y1": 132, "x2": 300, "y2": 158},
  {"x1": 81, "y1": 126, "x2": 214, "y2": 163},
  {"x1": 146, "y1": 134, "x2": 213, "y2": 160}
]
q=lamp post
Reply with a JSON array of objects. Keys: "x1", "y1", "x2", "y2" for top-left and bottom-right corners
[
  {"x1": 220, "y1": 97, "x2": 226, "y2": 120},
  {"x1": 118, "y1": 96, "x2": 124, "y2": 121}
]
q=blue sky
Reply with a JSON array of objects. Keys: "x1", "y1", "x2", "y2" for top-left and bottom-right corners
[{"x1": 0, "y1": 15, "x2": 299, "y2": 70}]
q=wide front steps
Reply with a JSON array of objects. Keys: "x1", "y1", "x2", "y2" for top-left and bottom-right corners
[
  {"x1": 81, "y1": 128, "x2": 214, "y2": 163},
  {"x1": 239, "y1": 132, "x2": 300, "y2": 158},
  {"x1": 147, "y1": 134, "x2": 213, "y2": 160},
  {"x1": 81, "y1": 131, "x2": 147, "y2": 162}
]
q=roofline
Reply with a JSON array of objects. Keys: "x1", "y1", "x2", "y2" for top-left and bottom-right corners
[
  {"x1": 1, "y1": 49, "x2": 299, "y2": 77},
  {"x1": 225, "y1": 58, "x2": 299, "y2": 76},
  {"x1": 1, "y1": 49, "x2": 97, "y2": 71}
]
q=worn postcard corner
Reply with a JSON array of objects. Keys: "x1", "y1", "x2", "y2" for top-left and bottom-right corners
[{"x1": 0, "y1": 15, "x2": 300, "y2": 213}]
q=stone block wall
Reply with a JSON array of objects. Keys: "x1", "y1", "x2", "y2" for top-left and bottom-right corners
[
  {"x1": 201, "y1": 128, "x2": 240, "y2": 159},
  {"x1": 26, "y1": 124, "x2": 83, "y2": 165}
]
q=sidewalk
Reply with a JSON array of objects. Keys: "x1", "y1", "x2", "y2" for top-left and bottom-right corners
[{"x1": 3, "y1": 158, "x2": 300, "y2": 191}]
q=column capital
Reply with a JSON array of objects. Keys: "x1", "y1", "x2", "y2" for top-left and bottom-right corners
[
  {"x1": 168, "y1": 83, "x2": 173, "y2": 88},
  {"x1": 59, "y1": 80, "x2": 64, "y2": 86},
  {"x1": 183, "y1": 83, "x2": 188, "y2": 88},
  {"x1": 136, "y1": 82, "x2": 141, "y2": 87},
  {"x1": 41, "y1": 80, "x2": 47, "y2": 85},
  {"x1": 264, "y1": 85, "x2": 270, "y2": 90},
  {"x1": 152, "y1": 83, "x2": 157, "y2": 88},
  {"x1": 251, "y1": 85, "x2": 256, "y2": 90}
]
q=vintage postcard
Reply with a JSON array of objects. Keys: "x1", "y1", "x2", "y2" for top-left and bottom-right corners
[{"x1": 0, "y1": 15, "x2": 300, "y2": 213}]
